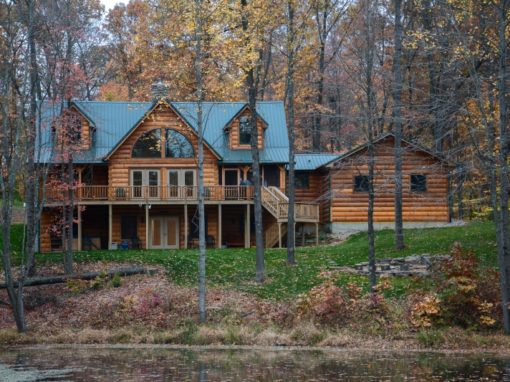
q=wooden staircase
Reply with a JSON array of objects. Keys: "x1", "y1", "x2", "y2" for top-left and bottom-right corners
[
  {"x1": 261, "y1": 186, "x2": 319, "y2": 248},
  {"x1": 261, "y1": 186, "x2": 319, "y2": 223},
  {"x1": 264, "y1": 221, "x2": 288, "y2": 248}
]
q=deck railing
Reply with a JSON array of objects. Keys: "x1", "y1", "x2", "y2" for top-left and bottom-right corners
[
  {"x1": 45, "y1": 184, "x2": 319, "y2": 222},
  {"x1": 46, "y1": 185, "x2": 255, "y2": 203}
]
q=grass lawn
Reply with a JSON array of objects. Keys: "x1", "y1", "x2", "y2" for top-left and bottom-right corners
[{"x1": 5, "y1": 220, "x2": 492, "y2": 301}]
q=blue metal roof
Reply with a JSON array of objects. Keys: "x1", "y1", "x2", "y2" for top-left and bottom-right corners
[
  {"x1": 294, "y1": 153, "x2": 341, "y2": 171},
  {"x1": 37, "y1": 100, "x2": 291, "y2": 164}
]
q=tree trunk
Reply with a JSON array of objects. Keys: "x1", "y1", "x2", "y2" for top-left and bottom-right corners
[
  {"x1": 194, "y1": 0, "x2": 207, "y2": 323},
  {"x1": 392, "y1": 0, "x2": 405, "y2": 250},
  {"x1": 241, "y1": 0, "x2": 265, "y2": 283},
  {"x1": 64, "y1": 157, "x2": 74, "y2": 274},
  {"x1": 285, "y1": 0, "x2": 296, "y2": 265},
  {"x1": 496, "y1": 0, "x2": 510, "y2": 334},
  {"x1": 364, "y1": 0, "x2": 377, "y2": 292},
  {"x1": 26, "y1": 0, "x2": 40, "y2": 276}
]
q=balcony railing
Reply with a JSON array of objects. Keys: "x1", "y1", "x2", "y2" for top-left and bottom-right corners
[{"x1": 45, "y1": 185, "x2": 255, "y2": 203}]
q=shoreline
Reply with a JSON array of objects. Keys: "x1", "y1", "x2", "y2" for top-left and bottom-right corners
[{"x1": 3, "y1": 342, "x2": 510, "y2": 356}]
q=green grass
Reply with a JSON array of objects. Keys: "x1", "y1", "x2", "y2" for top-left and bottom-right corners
[{"x1": 2, "y1": 221, "x2": 499, "y2": 300}]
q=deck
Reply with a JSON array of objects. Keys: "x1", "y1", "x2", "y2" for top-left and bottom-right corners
[{"x1": 44, "y1": 185, "x2": 320, "y2": 223}]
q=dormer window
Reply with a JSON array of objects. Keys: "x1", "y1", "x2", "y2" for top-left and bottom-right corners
[{"x1": 239, "y1": 116, "x2": 251, "y2": 145}]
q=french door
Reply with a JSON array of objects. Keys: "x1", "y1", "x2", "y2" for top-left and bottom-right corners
[
  {"x1": 150, "y1": 216, "x2": 179, "y2": 249},
  {"x1": 168, "y1": 169, "x2": 196, "y2": 199},
  {"x1": 131, "y1": 169, "x2": 159, "y2": 198}
]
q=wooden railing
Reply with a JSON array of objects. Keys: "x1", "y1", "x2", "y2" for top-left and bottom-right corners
[
  {"x1": 261, "y1": 186, "x2": 319, "y2": 222},
  {"x1": 46, "y1": 185, "x2": 254, "y2": 203},
  {"x1": 45, "y1": 184, "x2": 320, "y2": 222}
]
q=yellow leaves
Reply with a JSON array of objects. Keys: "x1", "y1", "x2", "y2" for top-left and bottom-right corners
[{"x1": 410, "y1": 294, "x2": 442, "y2": 328}]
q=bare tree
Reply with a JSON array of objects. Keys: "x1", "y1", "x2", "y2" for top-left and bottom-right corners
[
  {"x1": 193, "y1": 0, "x2": 207, "y2": 323},
  {"x1": 392, "y1": 0, "x2": 405, "y2": 249},
  {"x1": 240, "y1": 0, "x2": 265, "y2": 283}
]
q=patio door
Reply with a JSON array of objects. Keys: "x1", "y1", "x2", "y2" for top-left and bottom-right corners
[
  {"x1": 131, "y1": 169, "x2": 159, "y2": 198},
  {"x1": 168, "y1": 169, "x2": 196, "y2": 199},
  {"x1": 150, "y1": 216, "x2": 179, "y2": 249}
]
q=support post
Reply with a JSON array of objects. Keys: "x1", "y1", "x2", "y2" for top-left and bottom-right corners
[
  {"x1": 184, "y1": 204, "x2": 188, "y2": 249},
  {"x1": 315, "y1": 223, "x2": 319, "y2": 246},
  {"x1": 278, "y1": 222, "x2": 282, "y2": 249},
  {"x1": 77, "y1": 205, "x2": 82, "y2": 251},
  {"x1": 218, "y1": 204, "x2": 222, "y2": 249},
  {"x1": 245, "y1": 204, "x2": 250, "y2": 248},
  {"x1": 145, "y1": 204, "x2": 149, "y2": 249},
  {"x1": 108, "y1": 204, "x2": 112, "y2": 249}
]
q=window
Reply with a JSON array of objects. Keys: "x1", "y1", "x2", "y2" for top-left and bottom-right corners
[
  {"x1": 165, "y1": 129, "x2": 194, "y2": 158},
  {"x1": 121, "y1": 216, "x2": 138, "y2": 239},
  {"x1": 168, "y1": 169, "x2": 196, "y2": 198},
  {"x1": 411, "y1": 174, "x2": 427, "y2": 192},
  {"x1": 132, "y1": 129, "x2": 161, "y2": 158},
  {"x1": 131, "y1": 169, "x2": 160, "y2": 198},
  {"x1": 295, "y1": 172, "x2": 310, "y2": 189},
  {"x1": 239, "y1": 116, "x2": 251, "y2": 145},
  {"x1": 354, "y1": 175, "x2": 369, "y2": 192}
]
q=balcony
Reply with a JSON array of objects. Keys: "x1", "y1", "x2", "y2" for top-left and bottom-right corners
[{"x1": 46, "y1": 185, "x2": 255, "y2": 203}]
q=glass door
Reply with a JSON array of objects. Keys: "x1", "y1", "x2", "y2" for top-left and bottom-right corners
[
  {"x1": 131, "y1": 169, "x2": 160, "y2": 199},
  {"x1": 150, "y1": 216, "x2": 179, "y2": 249},
  {"x1": 167, "y1": 169, "x2": 196, "y2": 199}
]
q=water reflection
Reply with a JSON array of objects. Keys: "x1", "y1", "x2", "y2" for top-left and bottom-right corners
[{"x1": 0, "y1": 346, "x2": 508, "y2": 381}]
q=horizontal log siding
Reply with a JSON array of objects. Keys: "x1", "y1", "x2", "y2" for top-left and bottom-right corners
[
  {"x1": 40, "y1": 208, "x2": 53, "y2": 253},
  {"x1": 294, "y1": 170, "x2": 328, "y2": 223},
  {"x1": 329, "y1": 139, "x2": 449, "y2": 223},
  {"x1": 108, "y1": 104, "x2": 219, "y2": 189}
]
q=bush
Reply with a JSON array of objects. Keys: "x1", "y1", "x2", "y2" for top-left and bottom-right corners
[
  {"x1": 110, "y1": 273, "x2": 122, "y2": 288},
  {"x1": 414, "y1": 242, "x2": 501, "y2": 330}
]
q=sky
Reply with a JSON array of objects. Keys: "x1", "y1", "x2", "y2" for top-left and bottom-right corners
[{"x1": 100, "y1": 0, "x2": 121, "y2": 11}]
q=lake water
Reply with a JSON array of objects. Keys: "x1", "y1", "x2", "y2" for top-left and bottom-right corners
[{"x1": 0, "y1": 346, "x2": 509, "y2": 381}]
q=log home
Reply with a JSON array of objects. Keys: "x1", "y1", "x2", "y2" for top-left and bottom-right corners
[{"x1": 37, "y1": 100, "x2": 450, "y2": 253}]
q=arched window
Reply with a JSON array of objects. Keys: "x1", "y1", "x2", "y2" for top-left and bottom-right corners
[
  {"x1": 132, "y1": 129, "x2": 161, "y2": 158},
  {"x1": 165, "y1": 129, "x2": 194, "y2": 158}
]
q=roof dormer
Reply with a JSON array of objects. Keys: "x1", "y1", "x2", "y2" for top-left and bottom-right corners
[{"x1": 223, "y1": 105, "x2": 268, "y2": 150}]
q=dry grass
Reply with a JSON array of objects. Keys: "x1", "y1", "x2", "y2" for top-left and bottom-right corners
[{"x1": 1, "y1": 262, "x2": 510, "y2": 352}]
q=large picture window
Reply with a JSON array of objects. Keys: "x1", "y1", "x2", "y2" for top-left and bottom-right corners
[
  {"x1": 132, "y1": 129, "x2": 161, "y2": 158},
  {"x1": 165, "y1": 129, "x2": 194, "y2": 158},
  {"x1": 239, "y1": 116, "x2": 251, "y2": 145}
]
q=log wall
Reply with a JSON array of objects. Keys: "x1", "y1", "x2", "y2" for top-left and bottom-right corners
[{"x1": 329, "y1": 137, "x2": 449, "y2": 223}]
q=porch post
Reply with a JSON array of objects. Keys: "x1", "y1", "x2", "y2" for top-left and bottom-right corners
[
  {"x1": 244, "y1": 204, "x2": 250, "y2": 248},
  {"x1": 108, "y1": 204, "x2": 112, "y2": 249},
  {"x1": 278, "y1": 222, "x2": 282, "y2": 249},
  {"x1": 315, "y1": 223, "x2": 319, "y2": 246},
  {"x1": 218, "y1": 204, "x2": 222, "y2": 249},
  {"x1": 184, "y1": 204, "x2": 188, "y2": 249},
  {"x1": 145, "y1": 204, "x2": 149, "y2": 249},
  {"x1": 77, "y1": 205, "x2": 82, "y2": 251}
]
